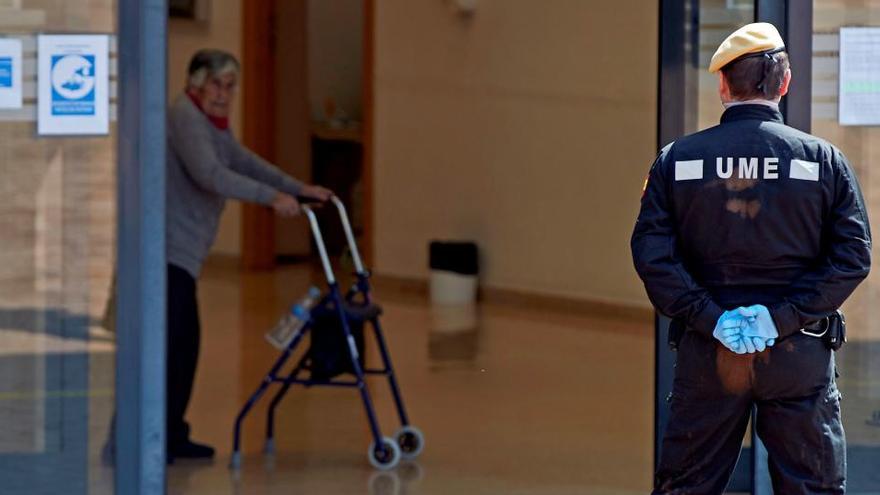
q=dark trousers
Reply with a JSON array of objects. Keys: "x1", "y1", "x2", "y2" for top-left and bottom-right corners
[
  {"x1": 167, "y1": 264, "x2": 200, "y2": 449},
  {"x1": 654, "y1": 332, "x2": 845, "y2": 495}
]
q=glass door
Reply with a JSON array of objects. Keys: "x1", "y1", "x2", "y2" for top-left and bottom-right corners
[
  {"x1": 811, "y1": 2, "x2": 880, "y2": 491},
  {"x1": 0, "y1": 1, "x2": 118, "y2": 493}
]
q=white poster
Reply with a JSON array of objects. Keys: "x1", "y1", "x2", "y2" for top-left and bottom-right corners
[
  {"x1": 38, "y1": 34, "x2": 109, "y2": 136},
  {"x1": 0, "y1": 38, "x2": 22, "y2": 109},
  {"x1": 839, "y1": 27, "x2": 880, "y2": 126}
]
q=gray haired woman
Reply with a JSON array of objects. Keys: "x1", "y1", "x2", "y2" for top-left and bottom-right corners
[{"x1": 165, "y1": 49, "x2": 331, "y2": 460}]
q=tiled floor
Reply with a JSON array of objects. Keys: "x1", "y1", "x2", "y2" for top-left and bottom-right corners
[
  {"x1": 4, "y1": 257, "x2": 880, "y2": 493},
  {"x1": 165, "y1": 260, "x2": 655, "y2": 494}
]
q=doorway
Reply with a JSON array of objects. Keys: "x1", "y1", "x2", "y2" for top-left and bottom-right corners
[{"x1": 240, "y1": 0, "x2": 373, "y2": 270}]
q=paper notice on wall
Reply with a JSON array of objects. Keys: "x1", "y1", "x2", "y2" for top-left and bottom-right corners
[
  {"x1": 839, "y1": 27, "x2": 880, "y2": 126},
  {"x1": 37, "y1": 34, "x2": 109, "y2": 136},
  {"x1": 0, "y1": 38, "x2": 22, "y2": 109}
]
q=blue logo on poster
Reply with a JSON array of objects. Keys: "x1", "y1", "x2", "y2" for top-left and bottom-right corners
[
  {"x1": 0, "y1": 57, "x2": 11, "y2": 88},
  {"x1": 51, "y1": 54, "x2": 96, "y2": 116}
]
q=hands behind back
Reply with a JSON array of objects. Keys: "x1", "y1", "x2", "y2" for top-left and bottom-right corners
[{"x1": 712, "y1": 305, "x2": 778, "y2": 354}]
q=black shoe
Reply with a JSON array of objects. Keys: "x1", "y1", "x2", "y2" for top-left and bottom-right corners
[{"x1": 169, "y1": 439, "x2": 215, "y2": 459}]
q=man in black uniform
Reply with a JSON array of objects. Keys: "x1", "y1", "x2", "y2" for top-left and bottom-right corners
[{"x1": 632, "y1": 23, "x2": 872, "y2": 494}]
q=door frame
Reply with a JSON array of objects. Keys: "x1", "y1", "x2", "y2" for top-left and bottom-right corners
[
  {"x1": 240, "y1": 0, "x2": 375, "y2": 268},
  {"x1": 240, "y1": 0, "x2": 278, "y2": 270},
  {"x1": 116, "y1": 0, "x2": 168, "y2": 492}
]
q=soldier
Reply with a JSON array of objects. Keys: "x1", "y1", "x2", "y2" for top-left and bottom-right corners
[{"x1": 632, "y1": 23, "x2": 871, "y2": 494}]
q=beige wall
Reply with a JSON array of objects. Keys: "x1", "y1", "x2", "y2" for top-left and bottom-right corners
[
  {"x1": 168, "y1": 0, "x2": 243, "y2": 256},
  {"x1": 373, "y1": 0, "x2": 657, "y2": 306},
  {"x1": 308, "y1": 0, "x2": 364, "y2": 122}
]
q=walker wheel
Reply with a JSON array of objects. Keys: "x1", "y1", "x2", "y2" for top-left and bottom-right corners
[
  {"x1": 394, "y1": 425, "x2": 425, "y2": 460},
  {"x1": 368, "y1": 437, "x2": 401, "y2": 470}
]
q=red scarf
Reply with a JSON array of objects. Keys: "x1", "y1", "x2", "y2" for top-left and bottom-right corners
[{"x1": 186, "y1": 91, "x2": 230, "y2": 130}]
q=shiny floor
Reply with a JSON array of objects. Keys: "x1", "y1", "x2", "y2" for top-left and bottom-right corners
[
  {"x1": 6, "y1": 256, "x2": 879, "y2": 493},
  {"x1": 166, "y1": 260, "x2": 655, "y2": 494}
]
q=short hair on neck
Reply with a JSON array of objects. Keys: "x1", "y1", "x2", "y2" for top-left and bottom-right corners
[{"x1": 721, "y1": 51, "x2": 789, "y2": 100}]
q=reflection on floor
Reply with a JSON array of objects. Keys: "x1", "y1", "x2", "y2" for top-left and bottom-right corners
[
  {"x1": 5, "y1": 256, "x2": 879, "y2": 493},
  {"x1": 167, "y1": 259, "x2": 655, "y2": 495}
]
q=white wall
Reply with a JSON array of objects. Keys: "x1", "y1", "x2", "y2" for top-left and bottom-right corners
[{"x1": 373, "y1": 0, "x2": 658, "y2": 306}]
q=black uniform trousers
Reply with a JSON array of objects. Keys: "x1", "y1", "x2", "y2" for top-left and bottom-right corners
[
  {"x1": 654, "y1": 331, "x2": 845, "y2": 495},
  {"x1": 167, "y1": 263, "x2": 201, "y2": 450}
]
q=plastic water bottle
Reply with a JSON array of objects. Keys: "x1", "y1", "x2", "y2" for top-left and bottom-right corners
[{"x1": 265, "y1": 287, "x2": 321, "y2": 350}]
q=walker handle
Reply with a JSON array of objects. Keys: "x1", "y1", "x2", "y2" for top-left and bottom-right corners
[
  {"x1": 302, "y1": 205, "x2": 337, "y2": 285},
  {"x1": 329, "y1": 196, "x2": 367, "y2": 276}
]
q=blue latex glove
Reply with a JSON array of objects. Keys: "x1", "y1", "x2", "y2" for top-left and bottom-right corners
[
  {"x1": 726, "y1": 306, "x2": 761, "y2": 353},
  {"x1": 713, "y1": 310, "x2": 752, "y2": 354},
  {"x1": 738, "y1": 305, "x2": 778, "y2": 351}
]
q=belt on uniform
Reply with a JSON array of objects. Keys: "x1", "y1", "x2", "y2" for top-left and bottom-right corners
[
  {"x1": 801, "y1": 319, "x2": 829, "y2": 338},
  {"x1": 800, "y1": 310, "x2": 846, "y2": 351}
]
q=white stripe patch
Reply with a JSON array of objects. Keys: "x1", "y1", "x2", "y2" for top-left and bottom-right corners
[
  {"x1": 675, "y1": 160, "x2": 704, "y2": 181},
  {"x1": 790, "y1": 159, "x2": 819, "y2": 182}
]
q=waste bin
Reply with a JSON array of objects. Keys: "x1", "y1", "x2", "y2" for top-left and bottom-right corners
[{"x1": 428, "y1": 241, "x2": 479, "y2": 306}]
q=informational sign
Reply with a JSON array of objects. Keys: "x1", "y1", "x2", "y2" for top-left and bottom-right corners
[
  {"x1": 37, "y1": 34, "x2": 109, "y2": 136},
  {"x1": 839, "y1": 27, "x2": 880, "y2": 126},
  {"x1": 0, "y1": 38, "x2": 22, "y2": 109}
]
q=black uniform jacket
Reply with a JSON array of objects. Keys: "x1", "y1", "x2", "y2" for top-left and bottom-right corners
[{"x1": 632, "y1": 104, "x2": 871, "y2": 338}]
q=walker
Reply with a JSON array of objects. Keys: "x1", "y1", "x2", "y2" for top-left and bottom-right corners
[{"x1": 230, "y1": 197, "x2": 423, "y2": 470}]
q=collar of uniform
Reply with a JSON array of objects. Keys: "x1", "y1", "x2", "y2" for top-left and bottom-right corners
[
  {"x1": 720, "y1": 103, "x2": 784, "y2": 125},
  {"x1": 723, "y1": 99, "x2": 779, "y2": 110}
]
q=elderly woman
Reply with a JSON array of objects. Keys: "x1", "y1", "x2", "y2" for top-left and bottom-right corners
[{"x1": 165, "y1": 49, "x2": 331, "y2": 460}]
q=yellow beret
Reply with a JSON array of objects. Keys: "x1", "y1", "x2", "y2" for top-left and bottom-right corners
[{"x1": 709, "y1": 22, "x2": 785, "y2": 73}]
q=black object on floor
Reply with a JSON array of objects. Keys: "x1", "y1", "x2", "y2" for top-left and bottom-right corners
[
  {"x1": 429, "y1": 241, "x2": 479, "y2": 275},
  {"x1": 169, "y1": 439, "x2": 215, "y2": 460}
]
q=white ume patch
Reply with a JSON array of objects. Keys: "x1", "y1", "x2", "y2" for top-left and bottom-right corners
[
  {"x1": 716, "y1": 157, "x2": 779, "y2": 179},
  {"x1": 675, "y1": 160, "x2": 704, "y2": 181},
  {"x1": 673, "y1": 157, "x2": 820, "y2": 182},
  {"x1": 790, "y1": 159, "x2": 820, "y2": 182}
]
